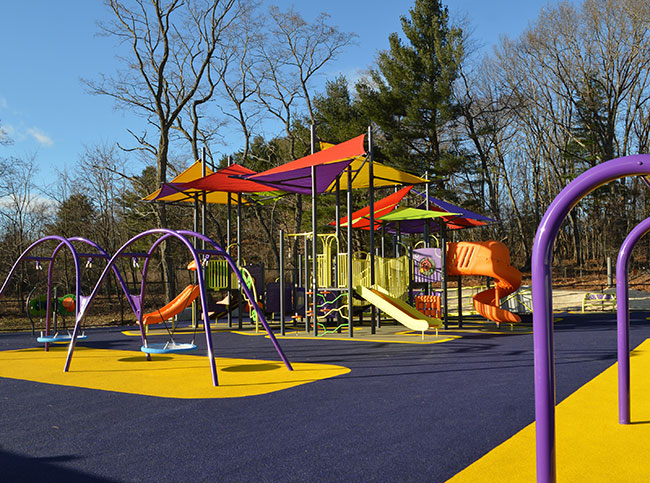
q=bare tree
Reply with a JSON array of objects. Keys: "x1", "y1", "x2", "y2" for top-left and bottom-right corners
[
  {"x1": 216, "y1": 5, "x2": 266, "y2": 162},
  {"x1": 251, "y1": 6, "x2": 356, "y2": 267},
  {"x1": 0, "y1": 155, "x2": 50, "y2": 303},
  {"x1": 86, "y1": 0, "x2": 245, "y2": 298},
  {"x1": 484, "y1": 0, "x2": 650, "y2": 267}
]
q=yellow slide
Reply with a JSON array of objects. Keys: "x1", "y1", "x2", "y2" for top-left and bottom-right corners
[{"x1": 356, "y1": 285, "x2": 442, "y2": 337}]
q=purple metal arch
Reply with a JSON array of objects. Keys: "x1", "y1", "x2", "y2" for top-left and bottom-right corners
[
  {"x1": 532, "y1": 154, "x2": 650, "y2": 482},
  {"x1": 42, "y1": 238, "x2": 93, "y2": 352},
  {"x1": 38, "y1": 237, "x2": 138, "y2": 357},
  {"x1": 65, "y1": 229, "x2": 220, "y2": 383},
  {"x1": 63, "y1": 229, "x2": 292, "y2": 387},
  {"x1": 615, "y1": 217, "x2": 650, "y2": 424},
  {"x1": 0, "y1": 236, "x2": 83, "y2": 351},
  {"x1": 66, "y1": 237, "x2": 137, "y2": 315}
]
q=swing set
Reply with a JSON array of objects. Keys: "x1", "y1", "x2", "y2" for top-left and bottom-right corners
[{"x1": 0, "y1": 229, "x2": 293, "y2": 387}]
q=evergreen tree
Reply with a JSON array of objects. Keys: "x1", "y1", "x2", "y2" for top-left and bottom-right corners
[
  {"x1": 47, "y1": 193, "x2": 97, "y2": 239},
  {"x1": 356, "y1": 0, "x2": 464, "y2": 196},
  {"x1": 313, "y1": 76, "x2": 366, "y2": 143}
]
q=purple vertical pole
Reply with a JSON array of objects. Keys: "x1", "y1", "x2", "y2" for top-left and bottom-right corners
[
  {"x1": 368, "y1": 126, "x2": 376, "y2": 334},
  {"x1": 531, "y1": 154, "x2": 650, "y2": 482},
  {"x1": 615, "y1": 217, "x2": 650, "y2": 424},
  {"x1": 347, "y1": 164, "x2": 354, "y2": 338},
  {"x1": 44, "y1": 259, "x2": 54, "y2": 352}
]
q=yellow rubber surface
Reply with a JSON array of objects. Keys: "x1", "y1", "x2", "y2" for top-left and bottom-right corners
[
  {"x1": 0, "y1": 346, "x2": 349, "y2": 399},
  {"x1": 448, "y1": 339, "x2": 650, "y2": 482}
]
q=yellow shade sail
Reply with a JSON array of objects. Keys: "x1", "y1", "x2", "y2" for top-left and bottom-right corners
[
  {"x1": 143, "y1": 161, "x2": 244, "y2": 205},
  {"x1": 329, "y1": 156, "x2": 428, "y2": 191},
  {"x1": 143, "y1": 160, "x2": 214, "y2": 201}
]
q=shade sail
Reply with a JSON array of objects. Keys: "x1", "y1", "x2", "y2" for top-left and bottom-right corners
[
  {"x1": 246, "y1": 159, "x2": 354, "y2": 195},
  {"x1": 318, "y1": 141, "x2": 427, "y2": 191},
  {"x1": 172, "y1": 164, "x2": 278, "y2": 194},
  {"x1": 382, "y1": 207, "x2": 484, "y2": 234},
  {"x1": 378, "y1": 207, "x2": 458, "y2": 221},
  {"x1": 145, "y1": 163, "x2": 280, "y2": 204},
  {"x1": 413, "y1": 190, "x2": 494, "y2": 222},
  {"x1": 326, "y1": 156, "x2": 427, "y2": 191},
  {"x1": 331, "y1": 186, "x2": 413, "y2": 230},
  {"x1": 247, "y1": 134, "x2": 366, "y2": 179},
  {"x1": 148, "y1": 185, "x2": 242, "y2": 205},
  {"x1": 143, "y1": 160, "x2": 215, "y2": 202}
]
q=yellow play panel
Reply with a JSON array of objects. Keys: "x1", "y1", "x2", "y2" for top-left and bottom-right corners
[
  {"x1": 449, "y1": 339, "x2": 650, "y2": 482},
  {"x1": 0, "y1": 346, "x2": 349, "y2": 399}
]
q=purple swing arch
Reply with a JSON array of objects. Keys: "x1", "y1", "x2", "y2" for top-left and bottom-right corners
[
  {"x1": 532, "y1": 153, "x2": 650, "y2": 482},
  {"x1": 63, "y1": 229, "x2": 293, "y2": 386},
  {"x1": 0, "y1": 235, "x2": 133, "y2": 347}
]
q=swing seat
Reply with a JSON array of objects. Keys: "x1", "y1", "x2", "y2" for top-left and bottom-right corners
[
  {"x1": 37, "y1": 332, "x2": 88, "y2": 344},
  {"x1": 140, "y1": 285, "x2": 201, "y2": 325},
  {"x1": 140, "y1": 341, "x2": 197, "y2": 354}
]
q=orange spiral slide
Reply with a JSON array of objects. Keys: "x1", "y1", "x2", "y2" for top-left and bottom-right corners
[{"x1": 446, "y1": 241, "x2": 522, "y2": 324}]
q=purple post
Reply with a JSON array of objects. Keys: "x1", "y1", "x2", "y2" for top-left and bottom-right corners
[
  {"x1": 615, "y1": 217, "x2": 650, "y2": 423},
  {"x1": 532, "y1": 154, "x2": 650, "y2": 482}
]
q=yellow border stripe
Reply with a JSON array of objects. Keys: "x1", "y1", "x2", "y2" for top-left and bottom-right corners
[{"x1": 448, "y1": 339, "x2": 650, "y2": 481}]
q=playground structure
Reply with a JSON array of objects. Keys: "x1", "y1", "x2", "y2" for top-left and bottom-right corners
[
  {"x1": 276, "y1": 233, "x2": 522, "y2": 335},
  {"x1": 0, "y1": 130, "x2": 523, "y2": 385},
  {"x1": 0, "y1": 229, "x2": 293, "y2": 386},
  {"x1": 139, "y1": 130, "x2": 524, "y2": 340}
]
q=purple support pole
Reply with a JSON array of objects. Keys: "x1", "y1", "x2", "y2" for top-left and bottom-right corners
[
  {"x1": 532, "y1": 154, "x2": 650, "y2": 482},
  {"x1": 44, "y1": 254, "x2": 55, "y2": 352},
  {"x1": 615, "y1": 217, "x2": 650, "y2": 424},
  {"x1": 0, "y1": 236, "x2": 83, "y2": 356}
]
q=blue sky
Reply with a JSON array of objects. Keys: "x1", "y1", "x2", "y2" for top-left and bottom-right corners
[{"x1": 0, "y1": 1, "x2": 552, "y2": 188}]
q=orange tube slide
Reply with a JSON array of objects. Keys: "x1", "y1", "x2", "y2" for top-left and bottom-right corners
[{"x1": 446, "y1": 241, "x2": 522, "y2": 324}]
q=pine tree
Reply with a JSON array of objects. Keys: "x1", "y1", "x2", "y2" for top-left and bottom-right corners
[{"x1": 356, "y1": 0, "x2": 464, "y2": 195}]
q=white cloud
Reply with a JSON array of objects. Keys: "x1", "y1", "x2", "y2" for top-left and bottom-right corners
[
  {"x1": 27, "y1": 128, "x2": 53, "y2": 146},
  {"x1": 0, "y1": 97, "x2": 7, "y2": 110}
]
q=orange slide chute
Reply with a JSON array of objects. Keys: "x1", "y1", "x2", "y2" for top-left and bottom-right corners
[
  {"x1": 446, "y1": 241, "x2": 522, "y2": 324},
  {"x1": 141, "y1": 284, "x2": 201, "y2": 325}
]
